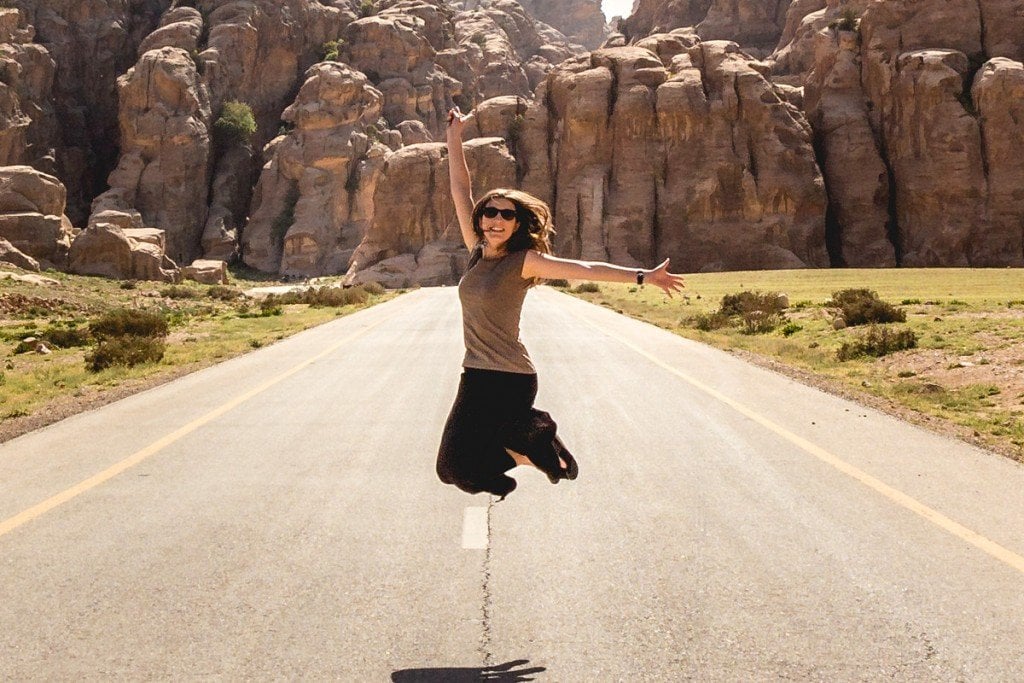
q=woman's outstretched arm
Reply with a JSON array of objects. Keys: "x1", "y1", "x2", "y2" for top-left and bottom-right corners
[
  {"x1": 446, "y1": 107, "x2": 477, "y2": 252},
  {"x1": 522, "y1": 251, "x2": 686, "y2": 297}
]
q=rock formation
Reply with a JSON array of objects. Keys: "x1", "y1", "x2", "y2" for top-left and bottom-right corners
[
  {"x1": 0, "y1": 8, "x2": 58, "y2": 173},
  {"x1": 0, "y1": 165, "x2": 74, "y2": 270},
  {"x1": 15, "y1": 0, "x2": 173, "y2": 224},
  {"x1": 0, "y1": 0, "x2": 1021, "y2": 281},
  {"x1": 775, "y1": 0, "x2": 1024, "y2": 267}
]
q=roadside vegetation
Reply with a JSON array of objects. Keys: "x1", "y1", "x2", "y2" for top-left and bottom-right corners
[
  {"x1": 0, "y1": 268, "x2": 396, "y2": 439},
  {"x1": 558, "y1": 268, "x2": 1024, "y2": 462}
]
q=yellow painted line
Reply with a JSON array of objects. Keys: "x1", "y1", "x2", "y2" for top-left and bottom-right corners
[
  {"x1": 566, "y1": 300, "x2": 1024, "y2": 576},
  {"x1": 0, "y1": 310, "x2": 399, "y2": 540}
]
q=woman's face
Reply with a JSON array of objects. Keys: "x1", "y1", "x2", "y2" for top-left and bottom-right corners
[{"x1": 480, "y1": 197, "x2": 518, "y2": 252}]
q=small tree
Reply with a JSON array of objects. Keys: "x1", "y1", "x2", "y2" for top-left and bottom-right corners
[{"x1": 213, "y1": 100, "x2": 257, "y2": 147}]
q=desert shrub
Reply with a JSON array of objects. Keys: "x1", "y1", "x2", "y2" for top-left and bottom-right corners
[
  {"x1": 207, "y1": 285, "x2": 242, "y2": 301},
  {"x1": 85, "y1": 308, "x2": 168, "y2": 370},
  {"x1": 546, "y1": 279, "x2": 569, "y2": 288},
  {"x1": 719, "y1": 291, "x2": 787, "y2": 317},
  {"x1": 41, "y1": 324, "x2": 91, "y2": 349},
  {"x1": 120, "y1": 280, "x2": 137, "y2": 290},
  {"x1": 573, "y1": 282, "x2": 600, "y2": 293},
  {"x1": 715, "y1": 291, "x2": 787, "y2": 334},
  {"x1": 360, "y1": 281, "x2": 386, "y2": 295},
  {"x1": 87, "y1": 336, "x2": 166, "y2": 371},
  {"x1": 693, "y1": 312, "x2": 730, "y2": 331},
  {"x1": 358, "y1": 0, "x2": 375, "y2": 18},
  {"x1": 89, "y1": 308, "x2": 169, "y2": 340},
  {"x1": 780, "y1": 322, "x2": 802, "y2": 337},
  {"x1": 213, "y1": 100, "x2": 257, "y2": 146},
  {"x1": 830, "y1": 288, "x2": 905, "y2": 326},
  {"x1": 836, "y1": 325, "x2": 918, "y2": 361},
  {"x1": 160, "y1": 285, "x2": 202, "y2": 299}
]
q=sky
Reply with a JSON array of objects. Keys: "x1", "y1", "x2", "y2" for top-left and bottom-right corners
[{"x1": 601, "y1": 0, "x2": 634, "y2": 21}]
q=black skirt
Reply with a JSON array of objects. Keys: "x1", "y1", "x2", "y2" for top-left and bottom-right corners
[{"x1": 436, "y1": 368, "x2": 572, "y2": 498}]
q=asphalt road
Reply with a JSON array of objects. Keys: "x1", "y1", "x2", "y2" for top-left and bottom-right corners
[{"x1": 2, "y1": 287, "x2": 1023, "y2": 681}]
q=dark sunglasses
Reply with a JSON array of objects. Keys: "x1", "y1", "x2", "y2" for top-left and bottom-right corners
[{"x1": 481, "y1": 206, "x2": 517, "y2": 221}]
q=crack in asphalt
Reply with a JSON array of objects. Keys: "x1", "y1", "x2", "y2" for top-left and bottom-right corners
[{"x1": 479, "y1": 496, "x2": 496, "y2": 666}]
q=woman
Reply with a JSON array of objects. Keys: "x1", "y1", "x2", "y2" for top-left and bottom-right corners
[{"x1": 436, "y1": 106, "x2": 686, "y2": 498}]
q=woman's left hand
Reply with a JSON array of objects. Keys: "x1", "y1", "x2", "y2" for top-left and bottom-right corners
[{"x1": 645, "y1": 258, "x2": 686, "y2": 297}]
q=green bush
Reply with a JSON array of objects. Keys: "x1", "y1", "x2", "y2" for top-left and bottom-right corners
[
  {"x1": 85, "y1": 309, "x2": 169, "y2": 370},
  {"x1": 87, "y1": 336, "x2": 166, "y2": 371},
  {"x1": 837, "y1": 325, "x2": 918, "y2": 361},
  {"x1": 89, "y1": 308, "x2": 169, "y2": 340},
  {"x1": 213, "y1": 100, "x2": 257, "y2": 146},
  {"x1": 693, "y1": 311, "x2": 730, "y2": 331},
  {"x1": 358, "y1": 0, "x2": 375, "y2": 18},
  {"x1": 546, "y1": 279, "x2": 569, "y2": 288},
  {"x1": 160, "y1": 285, "x2": 202, "y2": 299},
  {"x1": 207, "y1": 285, "x2": 242, "y2": 301},
  {"x1": 719, "y1": 291, "x2": 786, "y2": 317},
  {"x1": 321, "y1": 39, "x2": 342, "y2": 61},
  {"x1": 573, "y1": 282, "x2": 600, "y2": 293},
  {"x1": 780, "y1": 322, "x2": 802, "y2": 337},
  {"x1": 830, "y1": 289, "x2": 906, "y2": 326}
]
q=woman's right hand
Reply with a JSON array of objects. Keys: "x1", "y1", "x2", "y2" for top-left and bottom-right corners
[{"x1": 447, "y1": 106, "x2": 471, "y2": 137}]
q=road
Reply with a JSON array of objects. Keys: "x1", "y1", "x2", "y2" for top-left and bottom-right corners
[{"x1": 1, "y1": 286, "x2": 1023, "y2": 680}]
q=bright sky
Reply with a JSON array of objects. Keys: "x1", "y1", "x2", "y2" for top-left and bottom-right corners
[{"x1": 601, "y1": 0, "x2": 634, "y2": 21}]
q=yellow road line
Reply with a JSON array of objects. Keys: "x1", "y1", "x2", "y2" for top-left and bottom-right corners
[
  {"x1": 0, "y1": 311, "x2": 398, "y2": 540},
  {"x1": 568, "y1": 302, "x2": 1024, "y2": 576}
]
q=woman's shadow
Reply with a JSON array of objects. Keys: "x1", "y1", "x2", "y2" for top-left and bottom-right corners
[{"x1": 392, "y1": 659, "x2": 545, "y2": 681}]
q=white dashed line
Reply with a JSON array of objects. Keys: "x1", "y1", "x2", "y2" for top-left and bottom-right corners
[{"x1": 462, "y1": 507, "x2": 489, "y2": 550}]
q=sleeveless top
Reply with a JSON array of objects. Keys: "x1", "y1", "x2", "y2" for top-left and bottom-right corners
[{"x1": 458, "y1": 245, "x2": 536, "y2": 374}]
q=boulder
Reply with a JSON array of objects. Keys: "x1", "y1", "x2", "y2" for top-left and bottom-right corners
[
  {"x1": 69, "y1": 223, "x2": 177, "y2": 282},
  {"x1": 0, "y1": 236, "x2": 40, "y2": 271},
  {"x1": 0, "y1": 166, "x2": 73, "y2": 267},
  {"x1": 182, "y1": 259, "x2": 229, "y2": 285}
]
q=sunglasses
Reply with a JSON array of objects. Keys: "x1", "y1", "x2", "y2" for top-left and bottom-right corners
[{"x1": 481, "y1": 206, "x2": 517, "y2": 221}]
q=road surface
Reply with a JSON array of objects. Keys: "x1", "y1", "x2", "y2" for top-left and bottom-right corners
[{"x1": 2, "y1": 287, "x2": 1023, "y2": 680}]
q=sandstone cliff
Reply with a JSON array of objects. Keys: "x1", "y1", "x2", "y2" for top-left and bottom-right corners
[{"x1": 0, "y1": 0, "x2": 1020, "y2": 283}]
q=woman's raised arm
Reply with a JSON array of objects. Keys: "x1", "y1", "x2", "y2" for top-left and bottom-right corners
[
  {"x1": 446, "y1": 107, "x2": 477, "y2": 252},
  {"x1": 522, "y1": 251, "x2": 686, "y2": 297}
]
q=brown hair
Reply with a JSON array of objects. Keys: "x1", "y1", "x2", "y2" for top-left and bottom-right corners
[{"x1": 471, "y1": 188, "x2": 554, "y2": 255}]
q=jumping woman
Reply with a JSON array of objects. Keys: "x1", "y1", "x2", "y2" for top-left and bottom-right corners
[{"x1": 436, "y1": 106, "x2": 686, "y2": 498}]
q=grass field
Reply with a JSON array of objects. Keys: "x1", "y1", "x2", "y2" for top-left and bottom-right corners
[
  {"x1": 0, "y1": 269, "x2": 396, "y2": 440},
  {"x1": 562, "y1": 268, "x2": 1024, "y2": 462}
]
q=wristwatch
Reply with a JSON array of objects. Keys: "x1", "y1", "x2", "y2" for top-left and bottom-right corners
[{"x1": 636, "y1": 270, "x2": 645, "y2": 285}]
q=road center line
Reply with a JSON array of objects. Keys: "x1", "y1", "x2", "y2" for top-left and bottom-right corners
[
  {"x1": 567, "y1": 302, "x2": 1024, "y2": 576},
  {"x1": 462, "y1": 506, "x2": 489, "y2": 550},
  {"x1": 0, "y1": 310, "x2": 400, "y2": 540}
]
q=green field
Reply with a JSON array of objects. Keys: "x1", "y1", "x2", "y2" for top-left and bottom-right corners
[{"x1": 563, "y1": 268, "x2": 1024, "y2": 461}]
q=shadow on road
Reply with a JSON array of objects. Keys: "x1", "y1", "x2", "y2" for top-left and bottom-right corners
[{"x1": 392, "y1": 658, "x2": 546, "y2": 681}]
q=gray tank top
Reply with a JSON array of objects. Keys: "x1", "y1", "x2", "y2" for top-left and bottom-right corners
[{"x1": 458, "y1": 246, "x2": 536, "y2": 374}]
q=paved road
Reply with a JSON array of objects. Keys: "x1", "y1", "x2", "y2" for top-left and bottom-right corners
[{"x1": 2, "y1": 287, "x2": 1023, "y2": 680}]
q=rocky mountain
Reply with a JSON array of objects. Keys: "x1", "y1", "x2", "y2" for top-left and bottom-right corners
[{"x1": 0, "y1": 0, "x2": 1020, "y2": 283}]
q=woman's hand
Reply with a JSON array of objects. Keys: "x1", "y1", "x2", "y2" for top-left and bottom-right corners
[
  {"x1": 645, "y1": 258, "x2": 686, "y2": 297},
  {"x1": 447, "y1": 106, "x2": 471, "y2": 138}
]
